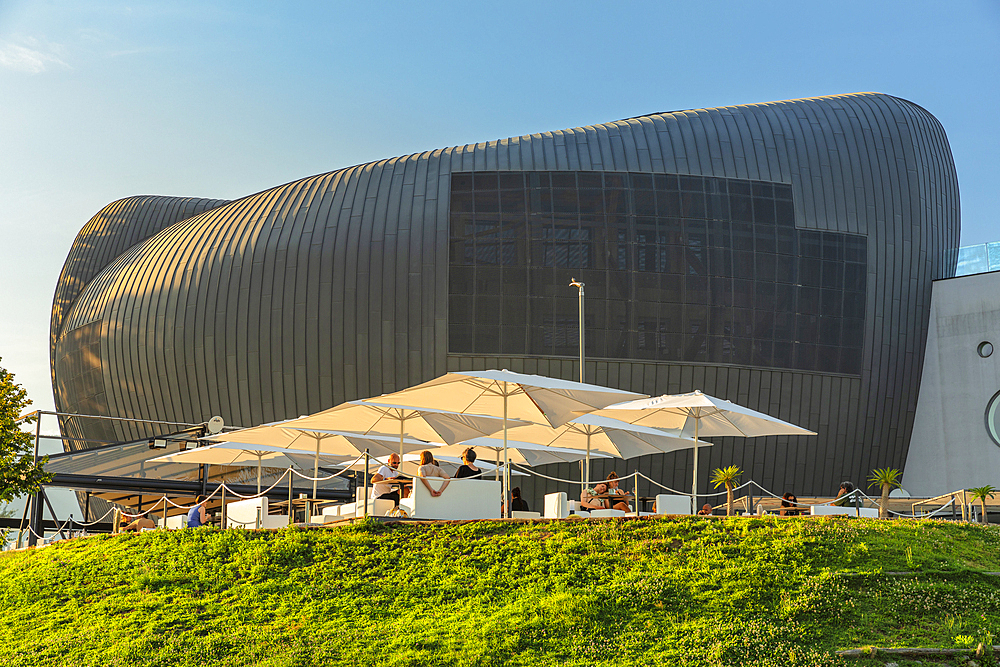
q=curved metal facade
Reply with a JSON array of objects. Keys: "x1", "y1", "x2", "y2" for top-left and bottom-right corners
[{"x1": 51, "y1": 93, "x2": 960, "y2": 501}]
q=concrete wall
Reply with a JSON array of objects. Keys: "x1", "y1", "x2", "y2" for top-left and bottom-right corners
[{"x1": 904, "y1": 272, "x2": 1000, "y2": 495}]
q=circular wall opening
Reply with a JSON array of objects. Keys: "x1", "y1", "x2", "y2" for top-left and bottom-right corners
[{"x1": 979, "y1": 341, "x2": 994, "y2": 358}]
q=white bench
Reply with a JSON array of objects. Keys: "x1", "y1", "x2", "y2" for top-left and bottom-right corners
[
  {"x1": 810, "y1": 504, "x2": 879, "y2": 518},
  {"x1": 399, "y1": 478, "x2": 501, "y2": 520},
  {"x1": 226, "y1": 497, "x2": 289, "y2": 529},
  {"x1": 655, "y1": 494, "x2": 692, "y2": 515},
  {"x1": 511, "y1": 511, "x2": 541, "y2": 519},
  {"x1": 159, "y1": 514, "x2": 188, "y2": 529}
]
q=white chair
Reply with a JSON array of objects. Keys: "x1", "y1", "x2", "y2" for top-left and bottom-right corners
[
  {"x1": 589, "y1": 509, "x2": 627, "y2": 518},
  {"x1": 655, "y1": 494, "x2": 692, "y2": 515},
  {"x1": 226, "y1": 497, "x2": 289, "y2": 529},
  {"x1": 511, "y1": 511, "x2": 541, "y2": 519},
  {"x1": 544, "y1": 492, "x2": 569, "y2": 519},
  {"x1": 159, "y1": 514, "x2": 188, "y2": 529},
  {"x1": 810, "y1": 505, "x2": 879, "y2": 518}
]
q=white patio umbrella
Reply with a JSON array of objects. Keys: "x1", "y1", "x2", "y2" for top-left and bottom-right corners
[
  {"x1": 364, "y1": 369, "x2": 645, "y2": 515},
  {"x1": 432, "y1": 437, "x2": 612, "y2": 470},
  {"x1": 206, "y1": 420, "x2": 431, "y2": 498},
  {"x1": 278, "y1": 400, "x2": 529, "y2": 457},
  {"x1": 598, "y1": 390, "x2": 817, "y2": 512},
  {"x1": 336, "y1": 453, "x2": 527, "y2": 478},
  {"x1": 150, "y1": 441, "x2": 347, "y2": 494}
]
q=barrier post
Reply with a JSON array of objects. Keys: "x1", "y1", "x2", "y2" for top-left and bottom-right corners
[
  {"x1": 221, "y1": 486, "x2": 227, "y2": 529},
  {"x1": 633, "y1": 471, "x2": 640, "y2": 517},
  {"x1": 363, "y1": 450, "x2": 370, "y2": 519},
  {"x1": 288, "y1": 469, "x2": 294, "y2": 526}
]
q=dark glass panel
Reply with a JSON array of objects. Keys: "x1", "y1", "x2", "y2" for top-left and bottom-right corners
[
  {"x1": 681, "y1": 191, "x2": 706, "y2": 218},
  {"x1": 705, "y1": 176, "x2": 727, "y2": 195},
  {"x1": 710, "y1": 307, "x2": 732, "y2": 336},
  {"x1": 474, "y1": 325, "x2": 500, "y2": 353},
  {"x1": 686, "y1": 219, "x2": 707, "y2": 245},
  {"x1": 798, "y1": 287, "x2": 821, "y2": 315},
  {"x1": 772, "y1": 341, "x2": 792, "y2": 367},
  {"x1": 660, "y1": 274, "x2": 684, "y2": 303},
  {"x1": 632, "y1": 173, "x2": 654, "y2": 190},
  {"x1": 658, "y1": 190, "x2": 680, "y2": 217},
  {"x1": 733, "y1": 278, "x2": 753, "y2": 303},
  {"x1": 476, "y1": 267, "x2": 501, "y2": 295},
  {"x1": 499, "y1": 172, "x2": 524, "y2": 190},
  {"x1": 604, "y1": 173, "x2": 625, "y2": 188},
  {"x1": 755, "y1": 227, "x2": 777, "y2": 254},
  {"x1": 822, "y1": 261, "x2": 843, "y2": 290},
  {"x1": 819, "y1": 317, "x2": 841, "y2": 346},
  {"x1": 728, "y1": 180, "x2": 751, "y2": 196},
  {"x1": 527, "y1": 172, "x2": 550, "y2": 188},
  {"x1": 474, "y1": 172, "x2": 498, "y2": 191},
  {"x1": 686, "y1": 275, "x2": 709, "y2": 304},
  {"x1": 733, "y1": 251, "x2": 754, "y2": 280},
  {"x1": 476, "y1": 296, "x2": 501, "y2": 326},
  {"x1": 753, "y1": 197, "x2": 775, "y2": 224},
  {"x1": 450, "y1": 324, "x2": 474, "y2": 353},
  {"x1": 799, "y1": 260, "x2": 821, "y2": 288},
  {"x1": 752, "y1": 182, "x2": 773, "y2": 199},
  {"x1": 654, "y1": 173, "x2": 678, "y2": 191},
  {"x1": 549, "y1": 172, "x2": 574, "y2": 188},
  {"x1": 685, "y1": 246, "x2": 708, "y2": 278},
  {"x1": 754, "y1": 310, "x2": 775, "y2": 338},
  {"x1": 754, "y1": 280, "x2": 775, "y2": 310},
  {"x1": 605, "y1": 188, "x2": 628, "y2": 214},
  {"x1": 451, "y1": 192, "x2": 475, "y2": 214},
  {"x1": 577, "y1": 172, "x2": 602, "y2": 188},
  {"x1": 707, "y1": 193, "x2": 729, "y2": 221},
  {"x1": 635, "y1": 190, "x2": 656, "y2": 215},
  {"x1": 844, "y1": 235, "x2": 867, "y2": 263},
  {"x1": 775, "y1": 226, "x2": 795, "y2": 255},
  {"x1": 709, "y1": 247, "x2": 732, "y2": 276},
  {"x1": 450, "y1": 267, "x2": 474, "y2": 295},
  {"x1": 686, "y1": 335, "x2": 708, "y2": 362},
  {"x1": 820, "y1": 289, "x2": 843, "y2": 318},
  {"x1": 586, "y1": 328, "x2": 606, "y2": 358},
  {"x1": 843, "y1": 292, "x2": 866, "y2": 319},
  {"x1": 822, "y1": 233, "x2": 843, "y2": 261},
  {"x1": 732, "y1": 308, "x2": 753, "y2": 338},
  {"x1": 449, "y1": 295, "x2": 474, "y2": 323},
  {"x1": 452, "y1": 173, "x2": 473, "y2": 192},
  {"x1": 608, "y1": 270, "x2": 632, "y2": 300},
  {"x1": 799, "y1": 231, "x2": 822, "y2": 258},
  {"x1": 730, "y1": 337, "x2": 751, "y2": 365},
  {"x1": 551, "y1": 188, "x2": 578, "y2": 214},
  {"x1": 528, "y1": 188, "x2": 551, "y2": 214},
  {"x1": 500, "y1": 326, "x2": 526, "y2": 355},
  {"x1": 774, "y1": 283, "x2": 794, "y2": 312},
  {"x1": 578, "y1": 189, "x2": 603, "y2": 215},
  {"x1": 773, "y1": 312, "x2": 794, "y2": 341},
  {"x1": 502, "y1": 296, "x2": 527, "y2": 325},
  {"x1": 842, "y1": 318, "x2": 864, "y2": 348},
  {"x1": 731, "y1": 195, "x2": 753, "y2": 222},
  {"x1": 774, "y1": 199, "x2": 795, "y2": 227},
  {"x1": 815, "y1": 346, "x2": 840, "y2": 373},
  {"x1": 775, "y1": 254, "x2": 795, "y2": 283},
  {"x1": 500, "y1": 189, "x2": 526, "y2": 215},
  {"x1": 796, "y1": 313, "x2": 820, "y2": 341},
  {"x1": 794, "y1": 343, "x2": 817, "y2": 371},
  {"x1": 450, "y1": 239, "x2": 472, "y2": 265},
  {"x1": 844, "y1": 263, "x2": 866, "y2": 292},
  {"x1": 774, "y1": 183, "x2": 793, "y2": 200},
  {"x1": 678, "y1": 175, "x2": 703, "y2": 191},
  {"x1": 753, "y1": 340, "x2": 773, "y2": 367},
  {"x1": 711, "y1": 276, "x2": 733, "y2": 307},
  {"x1": 839, "y1": 348, "x2": 862, "y2": 375},
  {"x1": 660, "y1": 217, "x2": 683, "y2": 245}
]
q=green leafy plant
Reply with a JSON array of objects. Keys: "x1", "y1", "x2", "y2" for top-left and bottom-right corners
[
  {"x1": 967, "y1": 485, "x2": 997, "y2": 524},
  {"x1": 710, "y1": 465, "x2": 742, "y2": 516},
  {"x1": 867, "y1": 467, "x2": 902, "y2": 519},
  {"x1": 0, "y1": 359, "x2": 51, "y2": 503}
]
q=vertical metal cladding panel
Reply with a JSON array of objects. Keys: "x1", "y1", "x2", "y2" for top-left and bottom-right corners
[{"x1": 53, "y1": 94, "x2": 958, "y2": 506}]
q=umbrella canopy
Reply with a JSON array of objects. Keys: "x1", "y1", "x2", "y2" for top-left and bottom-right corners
[
  {"x1": 365, "y1": 369, "x2": 646, "y2": 515},
  {"x1": 150, "y1": 441, "x2": 347, "y2": 494},
  {"x1": 279, "y1": 400, "x2": 529, "y2": 455},
  {"x1": 206, "y1": 420, "x2": 431, "y2": 497},
  {"x1": 598, "y1": 390, "x2": 817, "y2": 511},
  {"x1": 432, "y1": 437, "x2": 613, "y2": 468}
]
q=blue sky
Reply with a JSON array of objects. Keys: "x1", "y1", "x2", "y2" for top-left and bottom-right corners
[{"x1": 1, "y1": 0, "x2": 998, "y2": 421}]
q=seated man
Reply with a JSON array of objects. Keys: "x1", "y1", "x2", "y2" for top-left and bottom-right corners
[
  {"x1": 120, "y1": 513, "x2": 156, "y2": 532},
  {"x1": 832, "y1": 481, "x2": 856, "y2": 507},
  {"x1": 371, "y1": 453, "x2": 407, "y2": 506},
  {"x1": 697, "y1": 503, "x2": 714, "y2": 516},
  {"x1": 580, "y1": 483, "x2": 610, "y2": 510}
]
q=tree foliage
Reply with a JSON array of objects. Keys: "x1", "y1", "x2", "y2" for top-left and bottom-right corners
[{"x1": 0, "y1": 358, "x2": 50, "y2": 503}]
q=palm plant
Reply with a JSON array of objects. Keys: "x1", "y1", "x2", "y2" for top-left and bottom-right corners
[
  {"x1": 968, "y1": 486, "x2": 997, "y2": 524},
  {"x1": 710, "y1": 465, "x2": 743, "y2": 516},
  {"x1": 868, "y1": 467, "x2": 902, "y2": 519}
]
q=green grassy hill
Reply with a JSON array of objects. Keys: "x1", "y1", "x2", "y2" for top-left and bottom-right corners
[{"x1": 3, "y1": 517, "x2": 1000, "y2": 666}]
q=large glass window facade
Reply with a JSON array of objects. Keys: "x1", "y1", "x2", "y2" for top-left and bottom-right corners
[{"x1": 449, "y1": 171, "x2": 867, "y2": 375}]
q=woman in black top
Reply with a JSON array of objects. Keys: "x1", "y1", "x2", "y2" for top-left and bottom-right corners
[
  {"x1": 510, "y1": 487, "x2": 529, "y2": 513},
  {"x1": 455, "y1": 447, "x2": 483, "y2": 479}
]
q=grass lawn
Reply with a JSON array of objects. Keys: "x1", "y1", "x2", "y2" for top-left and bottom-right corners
[{"x1": 2, "y1": 516, "x2": 1000, "y2": 666}]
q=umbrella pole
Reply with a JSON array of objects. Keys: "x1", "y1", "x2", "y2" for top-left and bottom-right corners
[
  {"x1": 585, "y1": 431, "x2": 591, "y2": 491},
  {"x1": 257, "y1": 454, "x2": 262, "y2": 496},
  {"x1": 363, "y1": 449, "x2": 369, "y2": 519},
  {"x1": 313, "y1": 435, "x2": 320, "y2": 500},
  {"x1": 691, "y1": 419, "x2": 700, "y2": 514},
  {"x1": 503, "y1": 386, "x2": 509, "y2": 519}
]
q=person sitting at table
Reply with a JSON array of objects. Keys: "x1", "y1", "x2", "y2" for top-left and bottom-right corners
[
  {"x1": 509, "y1": 487, "x2": 529, "y2": 513},
  {"x1": 779, "y1": 492, "x2": 801, "y2": 516},
  {"x1": 371, "y1": 453, "x2": 406, "y2": 506},
  {"x1": 416, "y1": 450, "x2": 450, "y2": 497},
  {"x1": 120, "y1": 512, "x2": 156, "y2": 532},
  {"x1": 833, "y1": 481, "x2": 856, "y2": 507},
  {"x1": 454, "y1": 447, "x2": 483, "y2": 479},
  {"x1": 580, "y1": 483, "x2": 610, "y2": 510},
  {"x1": 697, "y1": 503, "x2": 714, "y2": 516},
  {"x1": 187, "y1": 495, "x2": 208, "y2": 527},
  {"x1": 606, "y1": 472, "x2": 632, "y2": 512}
]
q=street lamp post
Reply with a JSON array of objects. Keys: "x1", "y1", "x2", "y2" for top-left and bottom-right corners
[{"x1": 569, "y1": 278, "x2": 585, "y2": 383}]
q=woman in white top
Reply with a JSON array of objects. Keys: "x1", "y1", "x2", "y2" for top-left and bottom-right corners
[{"x1": 416, "y1": 450, "x2": 451, "y2": 497}]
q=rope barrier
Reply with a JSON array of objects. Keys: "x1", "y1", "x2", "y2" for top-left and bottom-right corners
[
  {"x1": 635, "y1": 472, "x2": 752, "y2": 498},
  {"x1": 68, "y1": 506, "x2": 116, "y2": 527}
]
